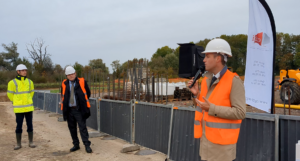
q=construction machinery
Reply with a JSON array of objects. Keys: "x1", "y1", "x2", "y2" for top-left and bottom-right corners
[{"x1": 278, "y1": 68, "x2": 300, "y2": 104}]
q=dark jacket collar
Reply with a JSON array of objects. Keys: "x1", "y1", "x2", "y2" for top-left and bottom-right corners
[
  {"x1": 204, "y1": 65, "x2": 228, "y2": 80},
  {"x1": 219, "y1": 65, "x2": 228, "y2": 80},
  {"x1": 15, "y1": 75, "x2": 27, "y2": 81}
]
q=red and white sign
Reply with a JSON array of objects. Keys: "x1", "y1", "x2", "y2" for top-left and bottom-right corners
[{"x1": 252, "y1": 32, "x2": 270, "y2": 46}]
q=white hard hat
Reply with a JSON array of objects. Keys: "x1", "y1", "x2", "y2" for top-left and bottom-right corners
[
  {"x1": 16, "y1": 64, "x2": 27, "y2": 71},
  {"x1": 202, "y1": 38, "x2": 232, "y2": 57},
  {"x1": 65, "y1": 66, "x2": 76, "y2": 75}
]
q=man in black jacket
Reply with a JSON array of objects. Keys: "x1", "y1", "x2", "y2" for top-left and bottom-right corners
[{"x1": 61, "y1": 66, "x2": 92, "y2": 153}]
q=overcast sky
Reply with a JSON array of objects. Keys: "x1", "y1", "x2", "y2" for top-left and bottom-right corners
[{"x1": 0, "y1": 0, "x2": 299, "y2": 72}]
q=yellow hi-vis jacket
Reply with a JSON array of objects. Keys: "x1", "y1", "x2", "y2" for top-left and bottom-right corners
[{"x1": 7, "y1": 76, "x2": 34, "y2": 113}]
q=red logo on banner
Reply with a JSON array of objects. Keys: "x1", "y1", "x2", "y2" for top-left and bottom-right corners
[
  {"x1": 253, "y1": 32, "x2": 263, "y2": 45},
  {"x1": 252, "y1": 32, "x2": 270, "y2": 46}
]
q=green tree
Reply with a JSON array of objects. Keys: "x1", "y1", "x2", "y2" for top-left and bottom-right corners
[
  {"x1": 151, "y1": 46, "x2": 173, "y2": 59},
  {"x1": 73, "y1": 62, "x2": 83, "y2": 77},
  {"x1": 294, "y1": 52, "x2": 300, "y2": 67},
  {"x1": 88, "y1": 59, "x2": 108, "y2": 73},
  {"x1": 275, "y1": 33, "x2": 300, "y2": 72},
  {"x1": 53, "y1": 64, "x2": 63, "y2": 74},
  {"x1": 164, "y1": 53, "x2": 179, "y2": 72},
  {"x1": 111, "y1": 60, "x2": 120, "y2": 72},
  {"x1": 149, "y1": 56, "x2": 165, "y2": 74},
  {"x1": 111, "y1": 60, "x2": 122, "y2": 78},
  {"x1": 82, "y1": 65, "x2": 92, "y2": 75},
  {"x1": 0, "y1": 42, "x2": 20, "y2": 70},
  {"x1": 220, "y1": 34, "x2": 248, "y2": 75},
  {"x1": 43, "y1": 56, "x2": 53, "y2": 72}
]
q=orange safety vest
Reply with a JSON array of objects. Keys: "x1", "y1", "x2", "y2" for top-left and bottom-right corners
[
  {"x1": 194, "y1": 70, "x2": 242, "y2": 145},
  {"x1": 61, "y1": 78, "x2": 91, "y2": 110}
]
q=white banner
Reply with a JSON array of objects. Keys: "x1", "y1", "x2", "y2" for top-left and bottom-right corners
[{"x1": 244, "y1": 0, "x2": 275, "y2": 112}]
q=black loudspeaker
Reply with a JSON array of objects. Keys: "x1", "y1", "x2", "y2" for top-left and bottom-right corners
[{"x1": 178, "y1": 43, "x2": 205, "y2": 78}]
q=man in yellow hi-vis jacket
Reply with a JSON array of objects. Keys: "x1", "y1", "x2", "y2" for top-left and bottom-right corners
[{"x1": 7, "y1": 64, "x2": 36, "y2": 150}]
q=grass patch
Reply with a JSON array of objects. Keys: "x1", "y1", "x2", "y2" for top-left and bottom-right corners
[{"x1": 50, "y1": 89, "x2": 60, "y2": 93}]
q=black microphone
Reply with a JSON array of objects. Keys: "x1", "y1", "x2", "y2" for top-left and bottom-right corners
[{"x1": 188, "y1": 67, "x2": 205, "y2": 88}]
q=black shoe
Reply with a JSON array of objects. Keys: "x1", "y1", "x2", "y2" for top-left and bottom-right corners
[
  {"x1": 85, "y1": 146, "x2": 92, "y2": 153},
  {"x1": 70, "y1": 146, "x2": 80, "y2": 152}
]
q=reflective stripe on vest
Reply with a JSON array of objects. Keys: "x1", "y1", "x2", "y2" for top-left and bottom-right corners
[
  {"x1": 61, "y1": 78, "x2": 90, "y2": 111},
  {"x1": 12, "y1": 78, "x2": 32, "y2": 94},
  {"x1": 78, "y1": 78, "x2": 90, "y2": 108},
  {"x1": 194, "y1": 120, "x2": 201, "y2": 125},
  {"x1": 61, "y1": 80, "x2": 67, "y2": 110},
  {"x1": 194, "y1": 70, "x2": 242, "y2": 145},
  {"x1": 194, "y1": 105, "x2": 203, "y2": 139},
  {"x1": 14, "y1": 104, "x2": 34, "y2": 108},
  {"x1": 206, "y1": 122, "x2": 241, "y2": 129}
]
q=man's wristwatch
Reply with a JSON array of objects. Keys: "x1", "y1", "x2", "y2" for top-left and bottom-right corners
[{"x1": 192, "y1": 94, "x2": 197, "y2": 98}]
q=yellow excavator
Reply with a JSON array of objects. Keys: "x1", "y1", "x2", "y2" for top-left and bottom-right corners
[{"x1": 278, "y1": 68, "x2": 300, "y2": 104}]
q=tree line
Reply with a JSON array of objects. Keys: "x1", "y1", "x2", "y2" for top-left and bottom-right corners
[
  {"x1": 0, "y1": 32, "x2": 299, "y2": 85},
  {"x1": 149, "y1": 33, "x2": 300, "y2": 77}
]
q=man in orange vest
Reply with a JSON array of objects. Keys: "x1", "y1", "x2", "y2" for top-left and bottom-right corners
[
  {"x1": 61, "y1": 66, "x2": 92, "y2": 153},
  {"x1": 188, "y1": 38, "x2": 246, "y2": 161}
]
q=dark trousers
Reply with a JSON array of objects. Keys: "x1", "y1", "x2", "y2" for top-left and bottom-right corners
[
  {"x1": 67, "y1": 108, "x2": 91, "y2": 146},
  {"x1": 15, "y1": 111, "x2": 33, "y2": 133}
]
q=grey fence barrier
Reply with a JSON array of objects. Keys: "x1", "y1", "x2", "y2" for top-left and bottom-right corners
[
  {"x1": 99, "y1": 99, "x2": 132, "y2": 143},
  {"x1": 134, "y1": 102, "x2": 171, "y2": 154},
  {"x1": 279, "y1": 115, "x2": 300, "y2": 161},
  {"x1": 168, "y1": 110, "x2": 279, "y2": 161},
  {"x1": 37, "y1": 92, "x2": 45, "y2": 110},
  {"x1": 100, "y1": 100, "x2": 112, "y2": 134},
  {"x1": 44, "y1": 93, "x2": 58, "y2": 113},
  {"x1": 236, "y1": 113, "x2": 278, "y2": 161},
  {"x1": 169, "y1": 107, "x2": 201, "y2": 161},
  {"x1": 86, "y1": 98, "x2": 98, "y2": 130},
  {"x1": 33, "y1": 92, "x2": 38, "y2": 107}
]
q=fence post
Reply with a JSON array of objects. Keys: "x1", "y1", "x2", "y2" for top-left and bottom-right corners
[
  {"x1": 275, "y1": 114, "x2": 279, "y2": 161},
  {"x1": 167, "y1": 104, "x2": 175, "y2": 159},
  {"x1": 132, "y1": 99, "x2": 136, "y2": 144},
  {"x1": 97, "y1": 98, "x2": 101, "y2": 132},
  {"x1": 43, "y1": 92, "x2": 46, "y2": 111},
  {"x1": 56, "y1": 93, "x2": 58, "y2": 113}
]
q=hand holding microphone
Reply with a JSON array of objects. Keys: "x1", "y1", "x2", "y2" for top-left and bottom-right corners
[{"x1": 187, "y1": 77, "x2": 199, "y2": 96}]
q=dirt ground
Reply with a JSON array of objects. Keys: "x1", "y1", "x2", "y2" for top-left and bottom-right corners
[{"x1": 0, "y1": 102, "x2": 166, "y2": 161}]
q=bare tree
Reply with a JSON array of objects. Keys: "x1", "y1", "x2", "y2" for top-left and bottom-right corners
[{"x1": 26, "y1": 38, "x2": 50, "y2": 66}]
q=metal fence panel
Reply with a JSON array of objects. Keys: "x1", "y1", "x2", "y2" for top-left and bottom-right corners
[
  {"x1": 33, "y1": 92, "x2": 38, "y2": 107},
  {"x1": 135, "y1": 102, "x2": 171, "y2": 154},
  {"x1": 279, "y1": 115, "x2": 300, "y2": 161},
  {"x1": 86, "y1": 98, "x2": 98, "y2": 130},
  {"x1": 169, "y1": 110, "x2": 276, "y2": 161},
  {"x1": 44, "y1": 93, "x2": 57, "y2": 113},
  {"x1": 236, "y1": 113, "x2": 276, "y2": 161},
  {"x1": 169, "y1": 107, "x2": 201, "y2": 161},
  {"x1": 100, "y1": 100, "x2": 113, "y2": 135},
  {"x1": 99, "y1": 99, "x2": 132, "y2": 143},
  {"x1": 37, "y1": 92, "x2": 45, "y2": 110},
  {"x1": 111, "y1": 101, "x2": 132, "y2": 143}
]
